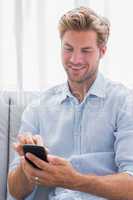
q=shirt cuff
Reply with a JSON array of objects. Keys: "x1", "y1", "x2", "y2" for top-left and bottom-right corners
[{"x1": 123, "y1": 171, "x2": 133, "y2": 176}]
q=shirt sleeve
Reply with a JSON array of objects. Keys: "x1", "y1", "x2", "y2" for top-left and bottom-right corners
[
  {"x1": 10, "y1": 100, "x2": 39, "y2": 159},
  {"x1": 8, "y1": 101, "x2": 40, "y2": 199},
  {"x1": 19, "y1": 101, "x2": 39, "y2": 134},
  {"x1": 123, "y1": 171, "x2": 133, "y2": 176},
  {"x1": 114, "y1": 91, "x2": 133, "y2": 174},
  {"x1": 9, "y1": 100, "x2": 40, "y2": 170}
]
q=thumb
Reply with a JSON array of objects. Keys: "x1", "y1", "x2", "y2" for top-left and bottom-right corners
[{"x1": 47, "y1": 155, "x2": 66, "y2": 166}]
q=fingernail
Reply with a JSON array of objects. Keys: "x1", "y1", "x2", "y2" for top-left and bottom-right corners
[{"x1": 25, "y1": 153, "x2": 30, "y2": 158}]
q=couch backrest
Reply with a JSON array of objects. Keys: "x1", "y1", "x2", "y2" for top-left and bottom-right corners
[
  {"x1": 0, "y1": 93, "x2": 10, "y2": 200},
  {"x1": 0, "y1": 91, "x2": 43, "y2": 200}
]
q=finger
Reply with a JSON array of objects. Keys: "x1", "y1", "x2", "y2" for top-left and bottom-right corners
[
  {"x1": 47, "y1": 155, "x2": 66, "y2": 166},
  {"x1": 30, "y1": 175, "x2": 50, "y2": 187},
  {"x1": 17, "y1": 134, "x2": 27, "y2": 144},
  {"x1": 33, "y1": 135, "x2": 43, "y2": 146},
  {"x1": 21, "y1": 156, "x2": 50, "y2": 186},
  {"x1": 33, "y1": 135, "x2": 49, "y2": 153},
  {"x1": 25, "y1": 134, "x2": 35, "y2": 144},
  {"x1": 21, "y1": 156, "x2": 40, "y2": 178},
  {"x1": 18, "y1": 133, "x2": 35, "y2": 144},
  {"x1": 20, "y1": 157, "x2": 36, "y2": 184},
  {"x1": 13, "y1": 142, "x2": 24, "y2": 156},
  {"x1": 25, "y1": 153, "x2": 52, "y2": 172},
  {"x1": 14, "y1": 133, "x2": 34, "y2": 156}
]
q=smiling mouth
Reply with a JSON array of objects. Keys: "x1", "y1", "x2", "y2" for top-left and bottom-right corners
[{"x1": 70, "y1": 67, "x2": 85, "y2": 71}]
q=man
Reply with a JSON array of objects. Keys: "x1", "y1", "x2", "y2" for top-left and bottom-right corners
[{"x1": 8, "y1": 7, "x2": 133, "y2": 200}]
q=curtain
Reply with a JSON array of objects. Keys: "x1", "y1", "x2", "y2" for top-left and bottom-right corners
[
  {"x1": 89, "y1": 0, "x2": 133, "y2": 88},
  {"x1": 0, "y1": 0, "x2": 75, "y2": 91},
  {"x1": 0, "y1": 0, "x2": 133, "y2": 91}
]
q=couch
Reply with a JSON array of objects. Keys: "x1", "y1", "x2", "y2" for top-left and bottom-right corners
[{"x1": 0, "y1": 91, "x2": 49, "y2": 200}]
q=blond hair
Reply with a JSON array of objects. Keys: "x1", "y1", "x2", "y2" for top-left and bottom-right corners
[{"x1": 58, "y1": 7, "x2": 110, "y2": 46}]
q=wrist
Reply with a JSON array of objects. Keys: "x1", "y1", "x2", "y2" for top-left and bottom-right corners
[{"x1": 69, "y1": 172, "x2": 97, "y2": 192}]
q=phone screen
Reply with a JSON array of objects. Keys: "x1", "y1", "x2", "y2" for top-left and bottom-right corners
[{"x1": 23, "y1": 144, "x2": 48, "y2": 169}]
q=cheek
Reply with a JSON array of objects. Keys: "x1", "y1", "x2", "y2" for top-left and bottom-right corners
[
  {"x1": 94, "y1": 50, "x2": 100, "y2": 60},
  {"x1": 86, "y1": 53, "x2": 99, "y2": 64},
  {"x1": 62, "y1": 52, "x2": 71, "y2": 63}
]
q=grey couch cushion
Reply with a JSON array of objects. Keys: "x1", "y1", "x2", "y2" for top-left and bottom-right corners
[{"x1": 0, "y1": 92, "x2": 10, "y2": 200}]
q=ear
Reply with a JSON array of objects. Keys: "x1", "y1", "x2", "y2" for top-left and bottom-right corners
[{"x1": 99, "y1": 45, "x2": 107, "y2": 58}]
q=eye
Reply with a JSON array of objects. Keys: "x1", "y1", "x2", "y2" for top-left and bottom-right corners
[
  {"x1": 64, "y1": 47, "x2": 73, "y2": 52},
  {"x1": 82, "y1": 49, "x2": 93, "y2": 53}
]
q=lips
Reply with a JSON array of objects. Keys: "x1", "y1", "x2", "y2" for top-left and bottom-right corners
[
  {"x1": 70, "y1": 67, "x2": 85, "y2": 71},
  {"x1": 71, "y1": 67, "x2": 84, "y2": 69},
  {"x1": 68, "y1": 65, "x2": 85, "y2": 69}
]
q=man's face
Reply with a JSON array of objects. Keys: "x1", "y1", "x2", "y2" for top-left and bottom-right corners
[{"x1": 61, "y1": 30, "x2": 106, "y2": 84}]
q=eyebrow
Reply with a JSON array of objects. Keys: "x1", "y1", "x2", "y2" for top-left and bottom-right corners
[
  {"x1": 63, "y1": 43, "x2": 73, "y2": 48},
  {"x1": 63, "y1": 43, "x2": 93, "y2": 50},
  {"x1": 82, "y1": 47, "x2": 93, "y2": 50}
]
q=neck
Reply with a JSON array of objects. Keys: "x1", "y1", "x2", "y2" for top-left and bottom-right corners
[{"x1": 68, "y1": 74, "x2": 97, "y2": 103}]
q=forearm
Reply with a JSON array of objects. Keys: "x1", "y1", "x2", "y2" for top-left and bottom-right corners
[
  {"x1": 70, "y1": 172, "x2": 133, "y2": 200},
  {"x1": 8, "y1": 164, "x2": 34, "y2": 199}
]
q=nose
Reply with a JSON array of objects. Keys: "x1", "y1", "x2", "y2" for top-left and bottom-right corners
[{"x1": 70, "y1": 51, "x2": 83, "y2": 64}]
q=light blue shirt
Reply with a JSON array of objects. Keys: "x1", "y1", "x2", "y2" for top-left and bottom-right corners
[{"x1": 9, "y1": 73, "x2": 133, "y2": 200}]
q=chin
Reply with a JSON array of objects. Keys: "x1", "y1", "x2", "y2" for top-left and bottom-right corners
[{"x1": 69, "y1": 77, "x2": 85, "y2": 84}]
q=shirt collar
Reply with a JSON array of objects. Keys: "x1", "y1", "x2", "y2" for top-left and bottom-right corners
[
  {"x1": 87, "y1": 73, "x2": 106, "y2": 98},
  {"x1": 59, "y1": 73, "x2": 106, "y2": 104}
]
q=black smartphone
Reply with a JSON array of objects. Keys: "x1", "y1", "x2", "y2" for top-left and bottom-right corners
[{"x1": 23, "y1": 144, "x2": 48, "y2": 169}]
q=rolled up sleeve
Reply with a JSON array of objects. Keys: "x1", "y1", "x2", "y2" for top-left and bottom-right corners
[{"x1": 114, "y1": 92, "x2": 133, "y2": 174}]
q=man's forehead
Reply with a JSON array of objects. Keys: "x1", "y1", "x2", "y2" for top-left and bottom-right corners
[
  {"x1": 61, "y1": 30, "x2": 97, "y2": 44},
  {"x1": 62, "y1": 30, "x2": 97, "y2": 37}
]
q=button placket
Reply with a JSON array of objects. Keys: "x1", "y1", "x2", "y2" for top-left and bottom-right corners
[{"x1": 73, "y1": 105, "x2": 82, "y2": 155}]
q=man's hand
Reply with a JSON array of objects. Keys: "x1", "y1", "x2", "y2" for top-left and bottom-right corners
[
  {"x1": 13, "y1": 133, "x2": 44, "y2": 156},
  {"x1": 21, "y1": 153, "x2": 80, "y2": 188},
  {"x1": 12, "y1": 133, "x2": 48, "y2": 187},
  {"x1": 8, "y1": 132, "x2": 44, "y2": 199}
]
